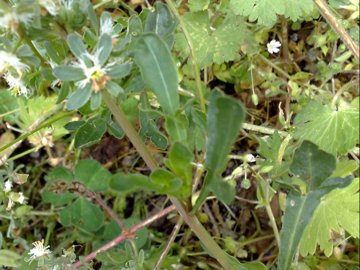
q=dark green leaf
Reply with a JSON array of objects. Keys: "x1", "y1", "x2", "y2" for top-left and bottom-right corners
[
  {"x1": 74, "y1": 118, "x2": 107, "y2": 148},
  {"x1": 60, "y1": 197, "x2": 104, "y2": 233},
  {"x1": 205, "y1": 95, "x2": 246, "y2": 172},
  {"x1": 64, "y1": 120, "x2": 85, "y2": 131},
  {"x1": 75, "y1": 159, "x2": 111, "y2": 192},
  {"x1": 53, "y1": 65, "x2": 85, "y2": 81},
  {"x1": 132, "y1": 33, "x2": 180, "y2": 114},
  {"x1": 194, "y1": 94, "x2": 245, "y2": 209},
  {"x1": 110, "y1": 172, "x2": 156, "y2": 192},
  {"x1": 290, "y1": 141, "x2": 336, "y2": 191}
]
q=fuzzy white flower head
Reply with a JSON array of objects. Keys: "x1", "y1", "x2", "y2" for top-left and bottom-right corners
[
  {"x1": 3, "y1": 180, "x2": 13, "y2": 193},
  {"x1": 28, "y1": 239, "x2": 51, "y2": 262},
  {"x1": 0, "y1": 9, "x2": 34, "y2": 30},
  {"x1": 0, "y1": 51, "x2": 29, "y2": 74},
  {"x1": 267, "y1": 40, "x2": 281, "y2": 54},
  {"x1": 3, "y1": 73, "x2": 31, "y2": 97}
]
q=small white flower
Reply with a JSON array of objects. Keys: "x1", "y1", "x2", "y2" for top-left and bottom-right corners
[
  {"x1": 0, "y1": 51, "x2": 29, "y2": 74},
  {"x1": 267, "y1": 39, "x2": 281, "y2": 54},
  {"x1": 17, "y1": 192, "x2": 26, "y2": 204},
  {"x1": 3, "y1": 180, "x2": 13, "y2": 193},
  {"x1": 245, "y1": 154, "x2": 256, "y2": 163},
  {"x1": 28, "y1": 239, "x2": 51, "y2": 262},
  {"x1": 3, "y1": 73, "x2": 31, "y2": 97}
]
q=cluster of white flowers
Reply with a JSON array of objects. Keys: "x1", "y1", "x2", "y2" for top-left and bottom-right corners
[
  {"x1": 0, "y1": 50, "x2": 31, "y2": 97},
  {"x1": 2, "y1": 180, "x2": 27, "y2": 210}
]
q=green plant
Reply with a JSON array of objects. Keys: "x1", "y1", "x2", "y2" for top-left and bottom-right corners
[{"x1": 0, "y1": 0, "x2": 358, "y2": 269}]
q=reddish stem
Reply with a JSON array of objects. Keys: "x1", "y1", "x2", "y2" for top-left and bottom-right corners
[{"x1": 71, "y1": 205, "x2": 176, "y2": 268}]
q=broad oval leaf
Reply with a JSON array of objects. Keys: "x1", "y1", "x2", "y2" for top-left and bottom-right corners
[
  {"x1": 66, "y1": 83, "x2": 92, "y2": 110},
  {"x1": 74, "y1": 118, "x2": 107, "y2": 148},
  {"x1": 132, "y1": 33, "x2": 179, "y2": 114},
  {"x1": 75, "y1": 159, "x2": 111, "y2": 192},
  {"x1": 53, "y1": 65, "x2": 84, "y2": 81},
  {"x1": 60, "y1": 197, "x2": 104, "y2": 233},
  {"x1": 290, "y1": 141, "x2": 336, "y2": 191}
]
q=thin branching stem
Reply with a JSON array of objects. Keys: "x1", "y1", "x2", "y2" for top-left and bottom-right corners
[{"x1": 313, "y1": 0, "x2": 359, "y2": 60}]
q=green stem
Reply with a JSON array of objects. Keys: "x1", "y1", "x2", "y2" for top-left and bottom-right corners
[
  {"x1": 265, "y1": 204, "x2": 281, "y2": 246},
  {"x1": 102, "y1": 92, "x2": 158, "y2": 170},
  {"x1": 258, "y1": 54, "x2": 291, "y2": 80},
  {"x1": 164, "y1": 0, "x2": 205, "y2": 113},
  {"x1": 103, "y1": 92, "x2": 239, "y2": 270},
  {"x1": 242, "y1": 123, "x2": 288, "y2": 137}
]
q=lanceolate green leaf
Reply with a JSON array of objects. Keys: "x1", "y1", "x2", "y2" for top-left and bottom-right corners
[
  {"x1": 290, "y1": 141, "x2": 336, "y2": 190},
  {"x1": 205, "y1": 95, "x2": 245, "y2": 173},
  {"x1": 195, "y1": 94, "x2": 245, "y2": 208},
  {"x1": 132, "y1": 33, "x2": 179, "y2": 114},
  {"x1": 144, "y1": 2, "x2": 176, "y2": 41},
  {"x1": 67, "y1": 33, "x2": 90, "y2": 64},
  {"x1": 96, "y1": 33, "x2": 112, "y2": 66},
  {"x1": 278, "y1": 176, "x2": 353, "y2": 270},
  {"x1": 53, "y1": 65, "x2": 85, "y2": 81}
]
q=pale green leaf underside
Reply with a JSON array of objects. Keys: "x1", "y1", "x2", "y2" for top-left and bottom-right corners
[
  {"x1": 294, "y1": 98, "x2": 359, "y2": 155},
  {"x1": 299, "y1": 178, "x2": 360, "y2": 257}
]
